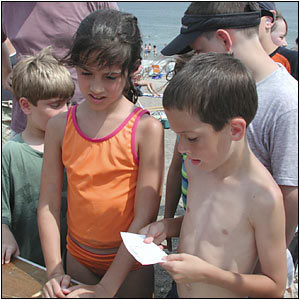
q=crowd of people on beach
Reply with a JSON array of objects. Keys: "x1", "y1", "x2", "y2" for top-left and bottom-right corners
[
  {"x1": 2, "y1": 1, "x2": 298, "y2": 298},
  {"x1": 144, "y1": 43, "x2": 158, "y2": 58}
]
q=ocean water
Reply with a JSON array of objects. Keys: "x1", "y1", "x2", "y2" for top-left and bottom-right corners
[{"x1": 118, "y1": 1, "x2": 299, "y2": 62}]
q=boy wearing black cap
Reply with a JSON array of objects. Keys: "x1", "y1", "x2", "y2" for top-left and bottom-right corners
[
  {"x1": 258, "y1": 1, "x2": 298, "y2": 80},
  {"x1": 162, "y1": 1, "x2": 298, "y2": 254}
]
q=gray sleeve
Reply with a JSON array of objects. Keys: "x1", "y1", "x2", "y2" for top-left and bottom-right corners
[{"x1": 270, "y1": 108, "x2": 298, "y2": 186}]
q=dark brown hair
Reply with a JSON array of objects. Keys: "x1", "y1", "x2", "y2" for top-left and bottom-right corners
[
  {"x1": 62, "y1": 9, "x2": 142, "y2": 103},
  {"x1": 163, "y1": 53, "x2": 258, "y2": 131}
]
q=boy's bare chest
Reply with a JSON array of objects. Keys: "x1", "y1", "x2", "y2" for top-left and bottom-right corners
[{"x1": 179, "y1": 178, "x2": 256, "y2": 272}]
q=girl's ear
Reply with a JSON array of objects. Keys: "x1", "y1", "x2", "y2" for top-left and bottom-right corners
[
  {"x1": 216, "y1": 29, "x2": 233, "y2": 53},
  {"x1": 230, "y1": 117, "x2": 246, "y2": 141},
  {"x1": 19, "y1": 97, "x2": 32, "y2": 115}
]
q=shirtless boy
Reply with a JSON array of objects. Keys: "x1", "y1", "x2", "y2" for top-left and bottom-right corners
[{"x1": 141, "y1": 53, "x2": 287, "y2": 298}]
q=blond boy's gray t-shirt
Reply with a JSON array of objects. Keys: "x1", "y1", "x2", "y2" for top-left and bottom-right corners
[{"x1": 247, "y1": 64, "x2": 298, "y2": 186}]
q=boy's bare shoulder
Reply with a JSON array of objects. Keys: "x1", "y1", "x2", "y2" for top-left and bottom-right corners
[{"x1": 247, "y1": 163, "x2": 283, "y2": 221}]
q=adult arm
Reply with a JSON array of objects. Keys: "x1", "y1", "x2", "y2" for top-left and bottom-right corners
[
  {"x1": 2, "y1": 42, "x2": 13, "y2": 91},
  {"x1": 271, "y1": 108, "x2": 298, "y2": 247},
  {"x1": 66, "y1": 114, "x2": 164, "y2": 298},
  {"x1": 37, "y1": 113, "x2": 70, "y2": 298},
  {"x1": 279, "y1": 185, "x2": 298, "y2": 246}
]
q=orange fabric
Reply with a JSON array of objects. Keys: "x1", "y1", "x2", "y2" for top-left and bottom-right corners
[
  {"x1": 62, "y1": 106, "x2": 148, "y2": 249},
  {"x1": 66, "y1": 234, "x2": 142, "y2": 275},
  {"x1": 152, "y1": 65, "x2": 160, "y2": 74},
  {"x1": 271, "y1": 52, "x2": 291, "y2": 74}
]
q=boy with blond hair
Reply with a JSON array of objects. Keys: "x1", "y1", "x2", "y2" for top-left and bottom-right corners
[
  {"x1": 2, "y1": 47, "x2": 75, "y2": 266},
  {"x1": 141, "y1": 53, "x2": 287, "y2": 298}
]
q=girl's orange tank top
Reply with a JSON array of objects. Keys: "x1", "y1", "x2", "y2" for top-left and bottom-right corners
[{"x1": 62, "y1": 105, "x2": 148, "y2": 249}]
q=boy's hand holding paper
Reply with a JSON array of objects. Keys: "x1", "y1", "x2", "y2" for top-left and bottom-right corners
[{"x1": 121, "y1": 232, "x2": 167, "y2": 265}]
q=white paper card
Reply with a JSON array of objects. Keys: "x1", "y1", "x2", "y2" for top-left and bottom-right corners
[{"x1": 121, "y1": 232, "x2": 167, "y2": 265}]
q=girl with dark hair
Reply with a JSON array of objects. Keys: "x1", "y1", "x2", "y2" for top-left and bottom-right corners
[{"x1": 38, "y1": 9, "x2": 164, "y2": 298}]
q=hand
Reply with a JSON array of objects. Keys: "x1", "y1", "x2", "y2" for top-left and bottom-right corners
[
  {"x1": 65, "y1": 283, "x2": 111, "y2": 298},
  {"x1": 2, "y1": 224, "x2": 20, "y2": 264},
  {"x1": 161, "y1": 253, "x2": 212, "y2": 284},
  {"x1": 42, "y1": 274, "x2": 71, "y2": 298},
  {"x1": 139, "y1": 219, "x2": 168, "y2": 245}
]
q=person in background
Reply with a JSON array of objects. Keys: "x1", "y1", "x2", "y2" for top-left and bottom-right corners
[
  {"x1": 133, "y1": 63, "x2": 160, "y2": 96},
  {"x1": 148, "y1": 43, "x2": 152, "y2": 55},
  {"x1": 258, "y1": 2, "x2": 298, "y2": 80},
  {"x1": 141, "y1": 52, "x2": 287, "y2": 298},
  {"x1": 2, "y1": 2, "x2": 119, "y2": 137},
  {"x1": 153, "y1": 45, "x2": 157, "y2": 56},
  {"x1": 271, "y1": 11, "x2": 288, "y2": 47},
  {"x1": 144, "y1": 43, "x2": 149, "y2": 58},
  {"x1": 160, "y1": 1, "x2": 298, "y2": 296},
  {"x1": 38, "y1": 10, "x2": 164, "y2": 298},
  {"x1": 2, "y1": 47, "x2": 74, "y2": 266}
]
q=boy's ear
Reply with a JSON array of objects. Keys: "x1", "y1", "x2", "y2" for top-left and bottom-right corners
[
  {"x1": 230, "y1": 117, "x2": 246, "y2": 141},
  {"x1": 19, "y1": 97, "x2": 32, "y2": 115},
  {"x1": 264, "y1": 16, "x2": 274, "y2": 30},
  {"x1": 216, "y1": 29, "x2": 233, "y2": 53}
]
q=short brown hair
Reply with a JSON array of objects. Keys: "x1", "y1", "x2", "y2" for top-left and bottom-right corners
[
  {"x1": 163, "y1": 53, "x2": 258, "y2": 131},
  {"x1": 12, "y1": 47, "x2": 75, "y2": 106}
]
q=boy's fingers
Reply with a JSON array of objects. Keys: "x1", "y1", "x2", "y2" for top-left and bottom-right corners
[
  {"x1": 4, "y1": 249, "x2": 12, "y2": 264},
  {"x1": 165, "y1": 253, "x2": 183, "y2": 261},
  {"x1": 143, "y1": 236, "x2": 154, "y2": 244},
  {"x1": 60, "y1": 275, "x2": 71, "y2": 289},
  {"x1": 2, "y1": 249, "x2": 5, "y2": 264},
  {"x1": 138, "y1": 226, "x2": 148, "y2": 235}
]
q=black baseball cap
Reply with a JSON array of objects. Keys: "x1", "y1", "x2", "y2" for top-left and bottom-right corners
[
  {"x1": 161, "y1": 10, "x2": 262, "y2": 56},
  {"x1": 258, "y1": 2, "x2": 276, "y2": 21},
  {"x1": 258, "y1": 2, "x2": 276, "y2": 11}
]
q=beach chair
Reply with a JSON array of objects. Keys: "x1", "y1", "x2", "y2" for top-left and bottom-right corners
[
  {"x1": 149, "y1": 65, "x2": 162, "y2": 79},
  {"x1": 152, "y1": 65, "x2": 160, "y2": 74}
]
